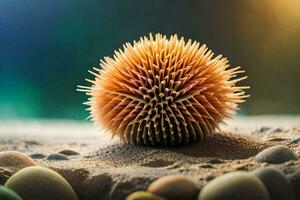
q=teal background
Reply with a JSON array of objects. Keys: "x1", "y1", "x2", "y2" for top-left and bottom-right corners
[{"x1": 1, "y1": 0, "x2": 300, "y2": 119}]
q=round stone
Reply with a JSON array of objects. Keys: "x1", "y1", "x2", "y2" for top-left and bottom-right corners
[
  {"x1": 46, "y1": 153, "x2": 69, "y2": 161},
  {"x1": 199, "y1": 171, "x2": 270, "y2": 200},
  {"x1": 126, "y1": 191, "x2": 166, "y2": 200},
  {"x1": 0, "y1": 185, "x2": 22, "y2": 200},
  {"x1": 287, "y1": 169, "x2": 300, "y2": 200},
  {"x1": 27, "y1": 153, "x2": 46, "y2": 159},
  {"x1": 5, "y1": 166, "x2": 78, "y2": 200},
  {"x1": 254, "y1": 145, "x2": 298, "y2": 164},
  {"x1": 252, "y1": 167, "x2": 296, "y2": 200},
  {"x1": 290, "y1": 137, "x2": 300, "y2": 144},
  {"x1": 24, "y1": 140, "x2": 40, "y2": 146},
  {"x1": 0, "y1": 151, "x2": 36, "y2": 171},
  {"x1": 58, "y1": 150, "x2": 79, "y2": 156},
  {"x1": 147, "y1": 175, "x2": 198, "y2": 200}
]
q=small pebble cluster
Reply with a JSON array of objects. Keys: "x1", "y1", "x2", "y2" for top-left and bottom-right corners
[
  {"x1": 0, "y1": 145, "x2": 299, "y2": 200},
  {"x1": 127, "y1": 145, "x2": 300, "y2": 200},
  {"x1": 0, "y1": 150, "x2": 79, "y2": 200}
]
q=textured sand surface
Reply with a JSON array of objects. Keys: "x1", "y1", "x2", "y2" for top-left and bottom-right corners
[{"x1": 0, "y1": 116, "x2": 300, "y2": 200}]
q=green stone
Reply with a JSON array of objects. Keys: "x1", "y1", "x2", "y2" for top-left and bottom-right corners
[
  {"x1": 0, "y1": 185, "x2": 22, "y2": 200},
  {"x1": 5, "y1": 166, "x2": 78, "y2": 200}
]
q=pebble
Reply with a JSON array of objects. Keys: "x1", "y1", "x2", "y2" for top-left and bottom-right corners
[
  {"x1": 58, "y1": 149, "x2": 80, "y2": 156},
  {"x1": 254, "y1": 145, "x2": 298, "y2": 164},
  {"x1": 208, "y1": 158, "x2": 223, "y2": 164},
  {"x1": 126, "y1": 191, "x2": 166, "y2": 200},
  {"x1": 273, "y1": 128, "x2": 284, "y2": 133},
  {"x1": 287, "y1": 169, "x2": 300, "y2": 200},
  {"x1": 259, "y1": 127, "x2": 271, "y2": 132},
  {"x1": 206, "y1": 175, "x2": 215, "y2": 181},
  {"x1": 0, "y1": 151, "x2": 36, "y2": 171},
  {"x1": 199, "y1": 171, "x2": 270, "y2": 200},
  {"x1": 147, "y1": 175, "x2": 198, "y2": 200},
  {"x1": 24, "y1": 140, "x2": 40, "y2": 146},
  {"x1": 5, "y1": 166, "x2": 78, "y2": 200},
  {"x1": 252, "y1": 167, "x2": 296, "y2": 200},
  {"x1": 46, "y1": 153, "x2": 69, "y2": 161},
  {"x1": 290, "y1": 137, "x2": 300, "y2": 144},
  {"x1": 27, "y1": 152, "x2": 46, "y2": 159},
  {"x1": 0, "y1": 185, "x2": 22, "y2": 200}
]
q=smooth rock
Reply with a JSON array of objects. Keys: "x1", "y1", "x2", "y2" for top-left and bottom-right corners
[
  {"x1": 110, "y1": 176, "x2": 151, "y2": 200},
  {"x1": 24, "y1": 140, "x2": 40, "y2": 146},
  {"x1": 290, "y1": 137, "x2": 300, "y2": 144},
  {"x1": 287, "y1": 169, "x2": 300, "y2": 200},
  {"x1": 254, "y1": 145, "x2": 298, "y2": 164},
  {"x1": 0, "y1": 185, "x2": 22, "y2": 200},
  {"x1": 126, "y1": 191, "x2": 166, "y2": 200},
  {"x1": 0, "y1": 151, "x2": 36, "y2": 171},
  {"x1": 199, "y1": 171, "x2": 270, "y2": 200},
  {"x1": 252, "y1": 167, "x2": 296, "y2": 200},
  {"x1": 259, "y1": 127, "x2": 271, "y2": 132},
  {"x1": 27, "y1": 153, "x2": 46, "y2": 159},
  {"x1": 147, "y1": 175, "x2": 198, "y2": 200},
  {"x1": 273, "y1": 128, "x2": 284, "y2": 132},
  {"x1": 58, "y1": 150, "x2": 80, "y2": 156},
  {"x1": 5, "y1": 166, "x2": 78, "y2": 200},
  {"x1": 46, "y1": 153, "x2": 69, "y2": 161}
]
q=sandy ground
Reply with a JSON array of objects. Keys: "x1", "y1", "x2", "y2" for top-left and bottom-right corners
[{"x1": 0, "y1": 115, "x2": 300, "y2": 200}]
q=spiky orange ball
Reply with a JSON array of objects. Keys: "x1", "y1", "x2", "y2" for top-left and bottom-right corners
[{"x1": 78, "y1": 33, "x2": 249, "y2": 146}]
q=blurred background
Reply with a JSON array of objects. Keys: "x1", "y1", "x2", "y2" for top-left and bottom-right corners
[{"x1": 0, "y1": 0, "x2": 299, "y2": 120}]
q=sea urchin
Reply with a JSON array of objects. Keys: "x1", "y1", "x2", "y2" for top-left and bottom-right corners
[{"x1": 78, "y1": 33, "x2": 249, "y2": 146}]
